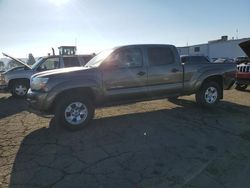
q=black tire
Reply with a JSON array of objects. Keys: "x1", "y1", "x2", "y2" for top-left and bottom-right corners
[
  {"x1": 54, "y1": 95, "x2": 95, "y2": 131},
  {"x1": 195, "y1": 81, "x2": 221, "y2": 106},
  {"x1": 11, "y1": 81, "x2": 29, "y2": 98},
  {"x1": 235, "y1": 84, "x2": 248, "y2": 91}
]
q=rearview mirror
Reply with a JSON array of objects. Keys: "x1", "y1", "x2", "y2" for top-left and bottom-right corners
[{"x1": 181, "y1": 57, "x2": 187, "y2": 63}]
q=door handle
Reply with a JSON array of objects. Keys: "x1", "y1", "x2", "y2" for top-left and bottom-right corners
[
  {"x1": 137, "y1": 71, "x2": 146, "y2": 76},
  {"x1": 171, "y1": 68, "x2": 179, "y2": 73}
]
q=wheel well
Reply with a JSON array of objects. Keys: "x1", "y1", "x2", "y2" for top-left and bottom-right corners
[
  {"x1": 201, "y1": 75, "x2": 223, "y2": 99},
  {"x1": 50, "y1": 87, "x2": 95, "y2": 113},
  {"x1": 8, "y1": 78, "x2": 30, "y2": 88}
]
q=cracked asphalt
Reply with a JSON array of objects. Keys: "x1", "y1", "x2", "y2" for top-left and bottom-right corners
[{"x1": 0, "y1": 89, "x2": 250, "y2": 188}]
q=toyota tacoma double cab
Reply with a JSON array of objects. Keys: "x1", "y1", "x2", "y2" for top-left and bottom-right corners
[
  {"x1": 27, "y1": 44, "x2": 236, "y2": 131},
  {"x1": 236, "y1": 40, "x2": 250, "y2": 91},
  {"x1": 0, "y1": 53, "x2": 94, "y2": 98}
]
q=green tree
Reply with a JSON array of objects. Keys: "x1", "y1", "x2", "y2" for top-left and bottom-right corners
[{"x1": 26, "y1": 53, "x2": 36, "y2": 65}]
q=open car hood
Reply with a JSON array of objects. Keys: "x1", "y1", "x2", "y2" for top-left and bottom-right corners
[
  {"x1": 239, "y1": 40, "x2": 250, "y2": 57},
  {"x1": 2, "y1": 52, "x2": 31, "y2": 69}
]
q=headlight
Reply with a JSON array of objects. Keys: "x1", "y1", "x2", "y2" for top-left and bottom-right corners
[
  {"x1": 0, "y1": 74, "x2": 6, "y2": 85},
  {"x1": 0, "y1": 74, "x2": 4, "y2": 80},
  {"x1": 31, "y1": 77, "x2": 49, "y2": 91}
]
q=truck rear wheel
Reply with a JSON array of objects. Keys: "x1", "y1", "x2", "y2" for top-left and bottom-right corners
[
  {"x1": 11, "y1": 81, "x2": 29, "y2": 98},
  {"x1": 195, "y1": 82, "x2": 221, "y2": 106},
  {"x1": 54, "y1": 95, "x2": 95, "y2": 131},
  {"x1": 235, "y1": 84, "x2": 248, "y2": 91}
]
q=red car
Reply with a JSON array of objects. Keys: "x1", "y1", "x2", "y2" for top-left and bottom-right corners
[{"x1": 236, "y1": 40, "x2": 250, "y2": 90}]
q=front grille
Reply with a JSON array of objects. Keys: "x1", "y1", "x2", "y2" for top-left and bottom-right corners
[{"x1": 237, "y1": 64, "x2": 250, "y2": 72}]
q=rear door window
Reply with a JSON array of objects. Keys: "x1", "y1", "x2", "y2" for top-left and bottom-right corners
[
  {"x1": 63, "y1": 57, "x2": 81, "y2": 67},
  {"x1": 148, "y1": 47, "x2": 175, "y2": 66}
]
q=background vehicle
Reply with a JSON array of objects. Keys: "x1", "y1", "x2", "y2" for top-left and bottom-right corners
[
  {"x1": 180, "y1": 55, "x2": 211, "y2": 64},
  {"x1": 28, "y1": 44, "x2": 236, "y2": 131},
  {"x1": 234, "y1": 56, "x2": 250, "y2": 65},
  {"x1": 213, "y1": 58, "x2": 234, "y2": 63},
  {"x1": 236, "y1": 40, "x2": 250, "y2": 90},
  {"x1": 0, "y1": 53, "x2": 94, "y2": 97}
]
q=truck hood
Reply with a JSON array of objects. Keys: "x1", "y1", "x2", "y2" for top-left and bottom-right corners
[
  {"x1": 2, "y1": 52, "x2": 31, "y2": 69},
  {"x1": 239, "y1": 40, "x2": 250, "y2": 57},
  {"x1": 34, "y1": 66, "x2": 95, "y2": 78}
]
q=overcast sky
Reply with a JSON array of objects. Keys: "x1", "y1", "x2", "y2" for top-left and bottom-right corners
[{"x1": 0, "y1": 0, "x2": 250, "y2": 58}]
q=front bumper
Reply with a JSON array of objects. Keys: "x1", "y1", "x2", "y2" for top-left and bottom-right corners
[
  {"x1": 236, "y1": 79, "x2": 250, "y2": 85},
  {"x1": 236, "y1": 72, "x2": 250, "y2": 78},
  {"x1": 27, "y1": 89, "x2": 53, "y2": 116},
  {"x1": 236, "y1": 72, "x2": 250, "y2": 85}
]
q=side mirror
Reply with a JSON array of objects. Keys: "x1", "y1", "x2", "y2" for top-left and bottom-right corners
[{"x1": 181, "y1": 57, "x2": 187, "y2": 64}]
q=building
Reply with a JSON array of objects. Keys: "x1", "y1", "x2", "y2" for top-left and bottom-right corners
[{"x1": 177, "y1": 36, "x2": 250, "y2": 60}]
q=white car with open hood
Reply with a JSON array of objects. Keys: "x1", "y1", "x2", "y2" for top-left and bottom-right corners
[{"x1": 0, "y1": 53, "x2": 93, "y2": 98}]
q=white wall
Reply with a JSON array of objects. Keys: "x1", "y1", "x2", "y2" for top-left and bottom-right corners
[
  {"x1": 177, "y1": 38, "x2": 250, "y2": 59},
  {"x1": 178, "y1": 47, "x2": 189, "y2": 55},
  {"x1": 208, "y1": 39, "x2": 247, "y2": 59},
  {"x1": 188, "y1": 44, "x2": 208, "y2": 56}
]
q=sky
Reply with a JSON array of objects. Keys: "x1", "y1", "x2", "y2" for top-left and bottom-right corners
[{"x1": 0, "y1": 0, "x2": 250, "y2": 58}]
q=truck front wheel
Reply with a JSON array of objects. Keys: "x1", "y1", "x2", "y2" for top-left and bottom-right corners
[
  {"x1": 195, "y1": 82, "x2": 221, "y2": 106},
  {"x1": 55, "y1": 95, "x2": 95, "y2": 131},
  {"x1": 11, "y1": 81, "x2": 29, "y2": 98}
]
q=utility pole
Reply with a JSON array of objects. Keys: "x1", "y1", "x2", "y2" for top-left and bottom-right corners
[
  {"x1": 236, "y1": 29, "x2": 239, "y2": 39},
  {"x1": 186, "y1": 42, "x2": 189, "y2": 55},
  {"x1": 75, "y1": 37, "x2": 77, "y2": 47}
]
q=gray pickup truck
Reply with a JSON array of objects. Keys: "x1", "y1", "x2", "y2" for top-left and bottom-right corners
[
  {"x1": 0, "y1": 53, "x2": 93, "y2": 97},
  {"x1": 28, "y1": 44, "x2": 235, "y2": 131}
]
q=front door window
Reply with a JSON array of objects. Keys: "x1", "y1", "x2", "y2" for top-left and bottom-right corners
[{"x1": 37, "y1": 58, "x2": 59, "y2": 71}]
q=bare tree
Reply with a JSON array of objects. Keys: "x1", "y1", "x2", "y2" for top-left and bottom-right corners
[{"x1": 26, "y1": 53, "x2": 36, "y2": 65}]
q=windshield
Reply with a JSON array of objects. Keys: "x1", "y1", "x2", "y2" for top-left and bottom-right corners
[
  {"x1": 84, "y1": 49, "x2": 114, "y2": 68},
  {"x1": 31, "y1": 57, "x2": 44, "y2": 70}
]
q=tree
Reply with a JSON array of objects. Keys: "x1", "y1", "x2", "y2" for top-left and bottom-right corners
[{"x1": 26, "y1": 53, "x2": 36, "y2": 65}]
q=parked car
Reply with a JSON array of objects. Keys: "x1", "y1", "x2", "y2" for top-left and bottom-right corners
[
  {"x1": 0, "y1": 53, "x2": 94, "y2": 97},
  {"x1": 236, "y1": 40, "x2": 250, "y2": 90},
  {"x1": 211, "y1": 58, "x2": 218, "y2": 62},
  {"x1": 27, "y1": 44, "x2": 236, "y2": 131},
  {"x1": 213, "y1": 58, "x2": 234, "y2": 63},
  {"x1": 234, "y1": 56, "x2": 250, "y2": 65}
]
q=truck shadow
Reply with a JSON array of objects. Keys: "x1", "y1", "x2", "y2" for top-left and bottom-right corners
[
  {"x1": 9, "y1": 100, "x2": 250, "y2": 187},
  {"x1": 235, "y1": 88, "x2": 250, "y2": 93},
  {"x1": 0, "y1": 96, "x2": 28, "y2": 119},
  {"x1": 168, "y1": 98, "x2": 250, "y2": 114}
]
